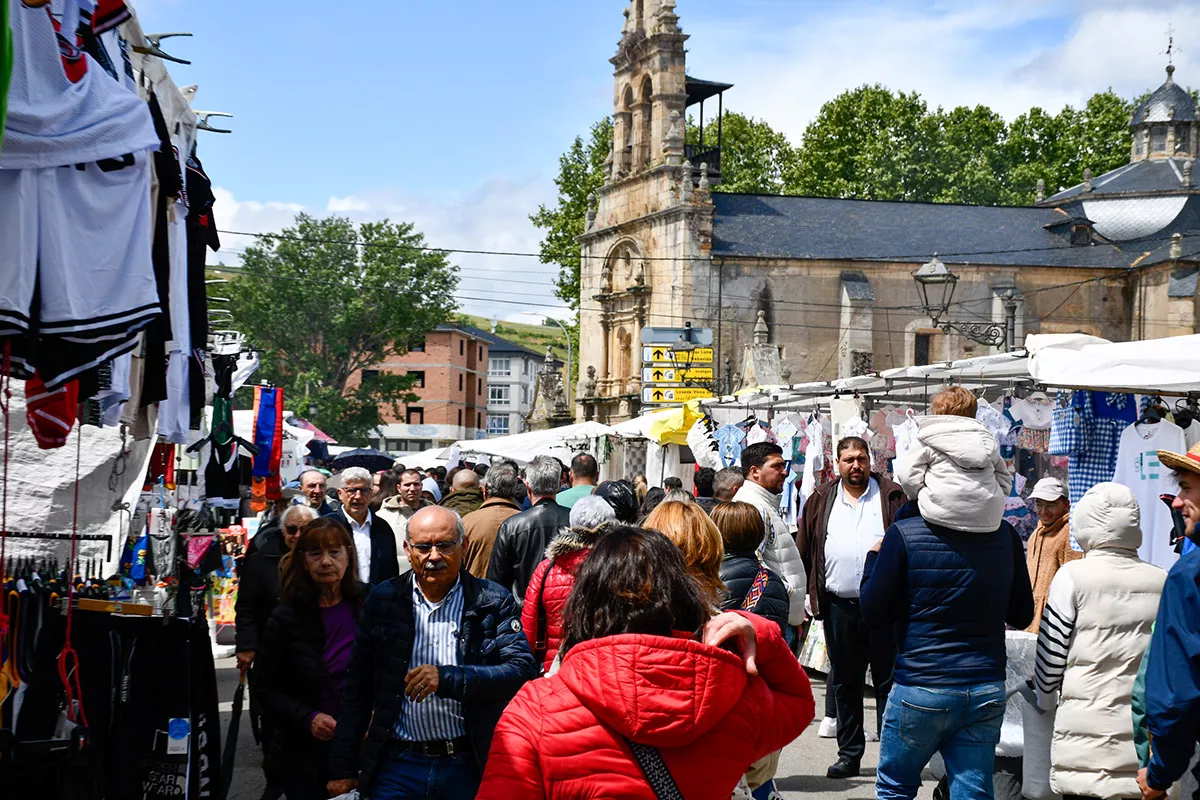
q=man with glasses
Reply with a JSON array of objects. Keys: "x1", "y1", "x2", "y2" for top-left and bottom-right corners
[
  {"x1": 326, "y1": 466, "x2": 399, "y2": 586},
  {"x1": 329, "y1": 506, "x2": 536, "y2": 800}
]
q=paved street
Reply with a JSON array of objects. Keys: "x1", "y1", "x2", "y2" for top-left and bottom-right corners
[{"x1": 216, "y1": 658, "x2": 934, "y2": 800}]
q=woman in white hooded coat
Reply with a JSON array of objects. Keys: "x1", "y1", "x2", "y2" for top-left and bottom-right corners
[{"x1": 1031, "y1": 482, "x2": 1166, "y2": 800}]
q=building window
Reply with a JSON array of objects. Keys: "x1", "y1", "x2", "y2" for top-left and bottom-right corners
[
  {"x1": 457, "y1": 409, "x2": 463, "y2": 426},
  {"x1": 460, "y1": 340, "x2": 465, "y2": 356},
  {"x1": 459, "y1": 373, "x2": 464, "y2": 391},
  {"x1": 914, "y1": 333, "x2": 932, "y2": 367},
  {"x1": 479, "y1": 346, "x2": 484, "y2": 359},
  {"x1": 1176, "y1": 124, "x2": 1191, "y2": 154},
  {"x1": 409, "y1": 337, "x2": 425, "y2": 353},
  {"x1": 1070, "y1": 224, "x2": 1091, "y2": 246},
  {"x1": 489, "y1": 385, "x2": 511, "y2": 407},
  {"x1": 1151, "y1": 125, "x2": 1168, "y2": 154},
  {"x1": 360, "y1": 369, "x2": 379, "y2": 383},
  {"x1": 408, "y1": 370, "x2": 424, "y2": 389},
  {"x1": 406, "y1": 406, "x2": 424, "y2": 425},
  {"x1": 489, "y1": 357, "x2": 511, "y2": 377},
  {"x1": 477, "y1": 378, "x2": 482, "y2": 393},
  {"x1": 477, "y1": 412, "x2": 482, "y2": 428},
  {"x1": 487, "y1": 414, "x2": 510, "y2": 435}
]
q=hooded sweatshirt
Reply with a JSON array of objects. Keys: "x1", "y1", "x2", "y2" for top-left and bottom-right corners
[
  {"x1": 1032, "y1": 482, "x2": 1165, "y2": 800},
  {"x1": 895, "y1": 415, "x2": 1013, "y2": 533},
  {"x1": 476, "y1": 612, "x2": 814, "y2": 799}
]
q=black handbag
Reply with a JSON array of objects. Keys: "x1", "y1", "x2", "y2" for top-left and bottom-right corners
[{"x1": 625, "y1": 737, "x2": 685, "y2": 800}]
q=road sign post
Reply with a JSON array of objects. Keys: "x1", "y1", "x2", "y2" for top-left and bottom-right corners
[
  {"x1": 641, "y1": 387, "x2": 714, "y2": 404},
  {"x1": 641, "y1": 346, "x2": 714, "y2": 364}
]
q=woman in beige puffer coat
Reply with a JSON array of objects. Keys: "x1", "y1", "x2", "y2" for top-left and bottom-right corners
[{"x1": 1031, "y1": 482, "x2": 1166, "y2": 800}]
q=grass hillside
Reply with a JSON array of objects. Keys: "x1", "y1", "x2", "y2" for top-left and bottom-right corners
[{"x1": 459, "y1": 314, "x2": 571, "y2": 366}]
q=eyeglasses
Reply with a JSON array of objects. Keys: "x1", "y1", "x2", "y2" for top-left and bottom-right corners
[
  {"x1": 341, "y1": 486, "x2": 371, "y2": 496},
  {"x1": 407, "y1": 541, "x2": 460, "y2": 555},
  {"x1": 284, "y1": 525, "x2": 302, "y2": 534}
]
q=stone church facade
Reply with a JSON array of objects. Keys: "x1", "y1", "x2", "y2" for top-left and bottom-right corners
[{"x1": 577, "y1": 0, "x2": 1200, "y2": 424}]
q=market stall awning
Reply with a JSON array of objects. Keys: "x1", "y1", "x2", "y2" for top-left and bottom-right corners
[
  {"x1": 450, "y1": 421, "x2": 617, "y2": 464},
  {"x1": 611, "y1": 401, "x2": 705, "y2": 445},
  {"x1": 1029, "y1": 333, "x2": 1200, "y2": 394}
]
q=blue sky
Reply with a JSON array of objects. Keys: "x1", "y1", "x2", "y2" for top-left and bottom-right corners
[{"x1": 134, "y1": 0, "x2": 1197, "y2": 318}]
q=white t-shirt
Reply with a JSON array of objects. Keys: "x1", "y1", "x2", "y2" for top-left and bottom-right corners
[
  {"x1": 2, "y1": 0, "x2": 158, "y2": 168},
  {"x1": 824, "y1": 478, "x2": 886, "y2": 598},
  {"x1": 1112, "y1": 421, "x2": 1186, "y2": 571},
  {"x1": 343, "y1": 509, "x2": 374, "y2": 583},
  {"x1": 1183, "y1": 419, "x2": 1200, "y2": 450}
]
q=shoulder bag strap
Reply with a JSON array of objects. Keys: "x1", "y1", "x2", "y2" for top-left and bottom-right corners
[
  {"x1": 625, "y1": 737, "x2": 685, "y2": 800},
  {"x1": 533, "y1": 557, "x2": 554, "y2": 669},
  {"x1": 741, "y1": 565, "x2": 771, "y2": 611}
]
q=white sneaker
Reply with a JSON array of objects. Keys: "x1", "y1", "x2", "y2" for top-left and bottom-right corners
[{"x1": 818, "y1": 716, "x2": 837, "y2": 738}]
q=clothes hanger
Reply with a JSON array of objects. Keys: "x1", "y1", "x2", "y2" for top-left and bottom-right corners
[
  {"x1": 133, "y1": 32, "x2": 193, "y2": 65},
  {"x1": 195, "y1": 111, "x2": 233, "y2": 134}
]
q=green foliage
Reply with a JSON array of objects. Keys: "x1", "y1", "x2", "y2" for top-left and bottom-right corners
[
  {"x1": 689, "y1": 111, "x2": 799, "y2": 194},
  {"x1": 536, "y1": 84, "x2": 1150, "y2": 307},
  {"x1": 217, "y1": 213, "x2": 458, "y2": 444},
  {"x1": 529, "y1": 118, "x2": 613, "y2": 309}
]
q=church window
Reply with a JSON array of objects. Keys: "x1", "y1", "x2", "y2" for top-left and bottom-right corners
[
  {"x1": 1151, "y1": 125, "x2": 1168, "y2": 154},
  {"x1": 1176, "y1": 125, "x2": 1190, "y2": 154},
  {"x1": 1135, "y1": 132, "x2": 1145, "y2": 158},
  {"x1": 914, "y1": 333, "x2": 932, "y2": 367},
  {"x1": 640, "y1": 77, "x2": 654, "y2": 168}
]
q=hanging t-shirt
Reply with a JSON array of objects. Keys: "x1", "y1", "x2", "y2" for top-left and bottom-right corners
[
  {"x1": 2, "y1": 0, "x2": 157, "y2": 168},
  {"x1": 1183, "y1": 419, "x2": 1200, "y2": 450},
  {"x1": 1113, "y1": 420, "x2": 1186, "y2": 571}
]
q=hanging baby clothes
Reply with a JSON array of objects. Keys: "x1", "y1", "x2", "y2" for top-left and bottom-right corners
[
  {"x1": 830, "y1": 396, "x2": 862, "y2": 444},
  {"x1": 1113, "y1": 418, "x2": 1186, "y2": 572},
  {"x1": 799, "y1": 417, "x2": 825, "y2": 501},
  {"x1": 714, "y1": 423, "x2": 746, "y2": 468},
  {"x1": 893, "y1": 412, "x2": 919, "y2": 460},
  {"x1": 1009, "y1": 395, "x2": 1053, "y2": 453},
  {"x1": 773, "y1": 414, "x2": 799, "y2": 456}
]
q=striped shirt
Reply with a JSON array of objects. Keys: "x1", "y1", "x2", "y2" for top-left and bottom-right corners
[{"x1": 394, "y1": 576, "x2": 466, "y2": 742}]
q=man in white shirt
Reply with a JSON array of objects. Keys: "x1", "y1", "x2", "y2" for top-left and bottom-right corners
[
  {"x1": 327, "y1": 467, "x2": 399, "y2": 586},
  {"x1": 797, "y1": 436, "x2": 906, "y2": 779}
]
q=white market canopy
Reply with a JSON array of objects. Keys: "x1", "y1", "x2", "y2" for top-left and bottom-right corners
[
  {"x1": 702, "y1": 333, "x2": 1200, "y2": 415},
  {"x1": 450, "y1": 421, "x2": 618, "y2": 464}
]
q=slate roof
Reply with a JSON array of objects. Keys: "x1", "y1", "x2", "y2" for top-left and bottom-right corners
[
  {"x1": 1043, "y1": 158, "x2": 1194, "y2": 203},
  {"x1": 710, "y1": 193, "x2": 1144, "y2": 269},
  {"x1": 438, "y1": 323, "x2": 560, "y2": 364},
  {"x1": 1169, "y1": 267, "x2": 1198, "y2": 297},
  {"x1": 840, "y1": 270, "x2": 875, "y2": 301},
  {"x1": 1132, "y1": 69, "x2": 1198, "y2": 125}
]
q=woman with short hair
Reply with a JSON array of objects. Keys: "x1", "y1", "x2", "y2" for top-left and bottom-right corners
[
  {"x1": 712, "y1": 501, "x2": 791, "y2": 636},
  {"x1": 477, "y1": 527, "x2": 815, "y2": 798},
  {"x1": 256, "y1": 517, "x2": 366, "y2": 800}
]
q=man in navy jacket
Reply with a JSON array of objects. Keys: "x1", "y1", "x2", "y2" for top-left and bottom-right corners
[
  {"x1": 1139, "y1": 443, "x2": 1200, "y2": 800},
  {"x1": 860, "y1": 388, "x2": 1033, "y2": 800}
]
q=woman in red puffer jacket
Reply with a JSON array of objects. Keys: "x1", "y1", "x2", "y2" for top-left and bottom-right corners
[
  {"x1": 479, "y1": 526, "x2": 815, "y2": 800},
  {"x1": 521, "y1": 494, "x2": 618, "y2": 673}
]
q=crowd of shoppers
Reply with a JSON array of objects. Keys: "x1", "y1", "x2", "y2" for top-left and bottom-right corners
[{"x1": 232, "y1": 383, "x2": 1200, "y2": 800}]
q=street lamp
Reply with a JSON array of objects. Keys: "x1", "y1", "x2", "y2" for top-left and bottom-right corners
[{"x1": 913, "y1": 256, "x2": 1019, "y2": 350}]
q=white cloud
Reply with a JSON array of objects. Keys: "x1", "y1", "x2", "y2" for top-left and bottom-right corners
[
  {"x1": 682, "y1": 0, "x2": 1197, "y2": 141},
  {"x1": 211, "y1": 178, "x2": 569, "y2": 319}
]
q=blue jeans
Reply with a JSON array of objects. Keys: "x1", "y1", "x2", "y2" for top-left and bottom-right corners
[
  {"x1": 877, "y1": 681, "x2": 1006, "y2": 800},
  {"x1": 369, "y1": 750, "x2": 479, "y2": 800}
]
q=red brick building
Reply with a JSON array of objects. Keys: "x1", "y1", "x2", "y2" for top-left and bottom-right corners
[{"x1": 357, "y1": 324, "x2": 490, "y2": 453}]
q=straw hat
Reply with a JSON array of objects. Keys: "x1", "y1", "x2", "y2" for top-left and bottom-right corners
[{"x1": 1158, "y1": 441, "x2": 1200, "y2": 477}]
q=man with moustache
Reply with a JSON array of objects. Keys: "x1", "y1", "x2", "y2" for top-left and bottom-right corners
[
  {"x1": 327, "y1": 506, "x2": 536, "y2": 800},
  {"x1": 798, "y1": 436, "x2": 907, "y2": 779}
]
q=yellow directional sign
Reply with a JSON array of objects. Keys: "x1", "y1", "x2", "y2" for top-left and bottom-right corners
[
  {"x1": 641, "y1": 387, "x2": 714, "y2": 404},
  {"x1": 642, "y1": 366, "x2": 714, "y2": 383},
  {"x1": 641, "y1": 346, "x2": 714, "y2": 364}
]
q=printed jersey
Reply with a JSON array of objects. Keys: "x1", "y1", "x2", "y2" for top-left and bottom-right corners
[{"x1": 1, "y1": 0, "x2": 157, "y2": 168}]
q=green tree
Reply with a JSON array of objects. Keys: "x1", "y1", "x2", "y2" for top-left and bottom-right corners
[
  {"x1": 218, "y1": 213, "x2": 458, "y2": 444},
  {"x1": 788, "y1": 85, "x2": 935, "y2": 200},
  {"x1": 530, "y1": 118, "x2": 612, "y2": 309},
  {"x1": 688, "y1": 111, "x2": 799, "y2": 194}
]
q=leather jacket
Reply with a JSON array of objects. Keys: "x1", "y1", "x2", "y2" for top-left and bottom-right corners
[{"x1": 486, "y1": 497, "x2": 571, "y2": 608}]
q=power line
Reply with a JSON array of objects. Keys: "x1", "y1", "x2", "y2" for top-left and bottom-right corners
[{"x1": 217, "y1": 227, "x2": 1200, "y2": 265}]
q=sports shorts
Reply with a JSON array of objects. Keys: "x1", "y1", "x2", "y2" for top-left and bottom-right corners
[{"x1": 0, "y1": 148, "x2": 160, "y2": 388}]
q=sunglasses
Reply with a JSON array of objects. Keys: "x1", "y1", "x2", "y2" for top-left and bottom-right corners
[
  {"x1": 285, "y1": 525, "x2": 302, "y2": 534},
  {"x1": 408, "y1": 541, "x2": 460, "y2": 555}
]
